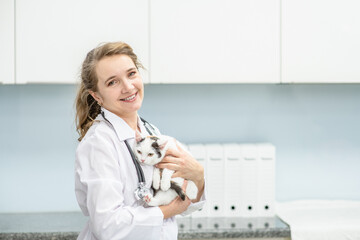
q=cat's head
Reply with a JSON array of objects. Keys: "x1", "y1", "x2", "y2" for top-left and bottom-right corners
[{"x1": 134, "y1": 132, "x2": 168, "y2": 166}]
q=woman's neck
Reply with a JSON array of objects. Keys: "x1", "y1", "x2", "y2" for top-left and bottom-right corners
[{"x1": 121, "y1": 113, "x2": 139, "y2": 131}]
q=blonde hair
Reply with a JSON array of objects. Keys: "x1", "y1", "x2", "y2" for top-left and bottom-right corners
[{"x1": 75, "y1": 42, "x2": 143, "y2": 141}]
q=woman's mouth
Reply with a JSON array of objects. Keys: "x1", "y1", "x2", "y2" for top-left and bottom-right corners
[{"x1": 120, "y1": 92, "x2": 137, "y2": 102}]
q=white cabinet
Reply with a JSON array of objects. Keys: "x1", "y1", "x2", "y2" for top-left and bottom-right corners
[
  {"x1": 16, "y1": 0, "x2": 149, "y2": 84},
  {"x1": 150, "y1": 0, "x2": 280, "y2": 84},
  {"x1": 0, "y1": 0, "x2": 15, "y2": 84},
  {"x1": 282, "y1": 0, "x2": 360, "y2": 83}
]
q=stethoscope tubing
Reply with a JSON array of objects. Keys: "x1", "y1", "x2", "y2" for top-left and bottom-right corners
[{"x1": 101, "y1": 111, "x2": 156, "y2": 186}]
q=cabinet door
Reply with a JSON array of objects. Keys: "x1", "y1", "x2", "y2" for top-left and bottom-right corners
[
  {"x1": 282, "y1": 0, "x2": 360, "y2": 83},
  {"x1": 16, "y1": 0, "x2": 149, "y2": 84},
  {"x1": 0, "y1": 0, "x2": 15, "y2": 84},
  {"x1": 150, "y1": 0, "x2": 280, "y2": 84}
]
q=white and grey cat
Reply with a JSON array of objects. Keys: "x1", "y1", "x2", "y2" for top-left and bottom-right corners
[{"x1": 133, "y1": 133, "x2": 198, "y2": 206}]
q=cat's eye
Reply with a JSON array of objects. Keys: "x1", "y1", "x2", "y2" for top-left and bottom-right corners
[
  {"x1": 148, "y1": 153, "x2": 154, "y2": 157},
  {"x1": 137, "y1": 150, "x2": 142, "y2": 154}
]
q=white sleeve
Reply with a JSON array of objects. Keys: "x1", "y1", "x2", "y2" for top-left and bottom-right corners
[{"x1": 75, "y1": 133, "x2": 164, "y2": 240}]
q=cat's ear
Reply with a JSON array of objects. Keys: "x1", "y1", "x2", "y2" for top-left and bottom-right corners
[
  {"x1": 157, "y1": 139, "x2": 168, "y2": 150},
  {"x1": 135, "y1": 131, "x2": 144, "y2": 143}
]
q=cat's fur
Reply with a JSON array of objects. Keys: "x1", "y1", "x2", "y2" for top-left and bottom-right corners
[{"x1": 133, "y1": 133, "x2": 198, "y2": 206}]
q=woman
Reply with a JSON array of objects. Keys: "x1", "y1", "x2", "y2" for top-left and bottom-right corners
[{"x1": 74, "y1": 42, "x2": 206, "y2": 240}]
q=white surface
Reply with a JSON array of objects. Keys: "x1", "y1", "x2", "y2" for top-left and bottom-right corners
[
  {"x1": 0, "y1": 0, "x2": 14, "y2": 84},
  {"x1": 150, "y1": 0, "x2": 280, "y2": 83},
  {"x1": 282, "y1": 0, "x2": 360, "y2": 83},
  {"x1": 276, "y1": 200, "x2": 360, "y2": 240},
  {"x1": 16, "y1": 0, "x2": 149, "y2": 84}
]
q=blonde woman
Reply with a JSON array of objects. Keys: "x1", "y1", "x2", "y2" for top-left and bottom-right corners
[{"x1": 74, "y1": 42, "x2": 206, "y2": 240}]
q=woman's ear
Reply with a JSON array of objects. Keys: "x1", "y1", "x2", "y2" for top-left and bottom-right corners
[{"x1": 88, "y1": 90, "x2": 103, "y2": 105}]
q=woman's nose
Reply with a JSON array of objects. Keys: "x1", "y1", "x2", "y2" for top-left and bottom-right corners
[{"x1": 121, "y1": 79, "x2": 135, "y2": 93}]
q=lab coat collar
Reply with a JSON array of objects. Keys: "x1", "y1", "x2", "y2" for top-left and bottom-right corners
[{"x1": 100, "y1": 107, "x2": 144, "y2": 141}]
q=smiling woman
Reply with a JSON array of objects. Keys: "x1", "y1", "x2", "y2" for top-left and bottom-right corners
[{"x1": 73, "y1": 42, "x2": 206, "y2": 240}]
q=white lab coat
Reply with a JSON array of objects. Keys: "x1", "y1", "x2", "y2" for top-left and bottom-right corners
[{"x1": 75, "y1": 108, "x2": 206, "y2": 240}]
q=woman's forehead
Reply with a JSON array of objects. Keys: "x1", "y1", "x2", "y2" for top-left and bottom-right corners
[{"x1": 96, "y1": 54, "x2": 136, "y2": 80}]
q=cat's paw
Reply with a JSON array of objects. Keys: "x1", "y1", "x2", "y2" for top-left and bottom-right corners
[
  {"x1": 152, "y1": 180, "x2": 160, "y2": 190},
  {"x1": 144, "y1": 194, "x2": 159, "y2": 207},
  {"x1": 143, "y1": 194, "x2": 152, "y2": 204},
  {"x1": 160, "y1": 179, "x2": 171, "y2": 191}
]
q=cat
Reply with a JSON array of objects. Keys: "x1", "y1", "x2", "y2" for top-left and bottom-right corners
[{"x1": 133, "y1": 133, "x2": 198, "y2": 206}]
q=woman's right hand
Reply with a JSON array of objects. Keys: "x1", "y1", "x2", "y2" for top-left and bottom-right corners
[{"x1": 159, "y1": 180, "x2": 191, "y2": 219}]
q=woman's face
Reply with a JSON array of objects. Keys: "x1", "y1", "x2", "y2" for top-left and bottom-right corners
[{"x1": 90, "y1": 54, "x2": 144, "y2": 119}]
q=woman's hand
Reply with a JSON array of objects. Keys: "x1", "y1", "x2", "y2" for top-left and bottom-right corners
[
  {"x1": 159, "y1": 180, "x2": 191, "y2": 218},
  {"x1": 156, "y1": 142, "x2": 204, "y2": 184},
  {"x1": 156, "y1": 141, "x2": 205, "y2": 202}
]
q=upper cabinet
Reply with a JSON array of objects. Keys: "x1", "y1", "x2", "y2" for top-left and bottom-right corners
[
  {"x1": 0, "y1": 0, "x2": 15, "y2": 84},
  {"x1": 282, "y1": 0, "x2": 360, "y2": 83},
  {"x1": 150, "y1": 0, "x2": 280, "y2": 84},
  {"x1": 16, "y1": 0, "x2": 149, "y2": 84},
  {"x1": 6, "y1": 0, "x2": 360, "y2": 84}
]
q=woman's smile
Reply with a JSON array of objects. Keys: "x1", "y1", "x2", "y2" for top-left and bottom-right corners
[{"x1": 120, "y1": 92, "x2": 138, "y2": 102}]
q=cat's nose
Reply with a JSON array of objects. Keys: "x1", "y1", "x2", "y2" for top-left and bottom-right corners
[{"x1": 141, "y1": 159, "x2": 145, "y2": 163}]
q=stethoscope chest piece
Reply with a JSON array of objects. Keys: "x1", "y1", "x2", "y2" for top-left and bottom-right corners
[{"x1": 134, "y1": 182, "x2": 151, "y2": 201}]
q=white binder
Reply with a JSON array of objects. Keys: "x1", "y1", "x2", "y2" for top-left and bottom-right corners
[
  {"x1": 225, "y1": 217, "x2": 244, "y2": 230},
  {"x1": 224, "y1": 143, "x2": 243, "y2": 217},
  {"x1": 208, "y1": 217, "x2": 225, "y2": 230},
  {"x1": 175, "y1": 215, "x2": 191, "y2": 231},
  {"x1": 257, "y1": 144, "x2": 276, "y2": 216},
  {"x1": 188, "y1": 144, "x2": 208, "y2": 217},
  {"x1": 239, "y1": 144, "x2": 259, "y2": 217},
  {"x1": 257, "y1": 217, "x2": 276, "y2": 229},
  {"x1": 206, "y1": 144, "x2": 225, "y2": 217},
  {"x1": 240, "y1": 217, "x2": 258, "y2": 230},
  {"x1": 190, "y1": 217, "x2": 208, "y2": 231}
]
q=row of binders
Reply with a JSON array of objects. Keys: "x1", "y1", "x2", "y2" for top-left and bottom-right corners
[
  {"x1": 183, "y1": 143, "x2": 276, "y2": 218},
  {"x1": 176, "y1": 217, "x2": 277, "y2": 231}
]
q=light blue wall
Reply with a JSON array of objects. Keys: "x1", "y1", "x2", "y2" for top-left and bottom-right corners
[{"x1": 1, "y1": 84, "x2": 359, "y2": 213}]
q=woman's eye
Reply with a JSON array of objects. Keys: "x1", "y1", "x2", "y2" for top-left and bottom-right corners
[
  {"x1": 129, "y1": 71, "x2": 137, "y2": 77},
  {"x1": 108, "y1": 79, "x2": 118, "y2": 86},
  {"x1": 137, "y1": 150, "x2": 142, "y2": 154},
  {"x1": 148, "y1": 153, "x2": 154, "y2": 157}
]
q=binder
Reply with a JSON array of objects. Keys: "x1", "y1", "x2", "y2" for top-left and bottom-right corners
[
  {"x1": 206, "y1": 144, "x2": 225, "y2": 217},
  {"x1": 188, "y1": 144, "x2": 208, "y2": 217},
  {"x1": 240, "y1": 217, "x2": 258, "y2": 230},
  {"x1": 176, "y1": 215, "x2": 191, "y2": 231},
  {"x1": 190, "y1": 217, "x2": 208, "y2": 231},
  {"x1": 239, "y1": 144, "x2": 259, "y2": 217},
  {"x1": 224, "y1": 143, "x2": 243, "y2": 217},
  {"x1": 257, "y1": 217, "x2": 276, "y2": 229},
  {"x1": 224, "y1": 217, "x2": 244, "y2": 230},
  {"x1": 208, "y1": 217, "x2": 225, "y2": 230},
  {"x1": 257, "y1": 144, "x2": 276, "y2": 216}
]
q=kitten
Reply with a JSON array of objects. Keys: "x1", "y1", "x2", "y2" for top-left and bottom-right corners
[{"x1": 133, "y1": 133, "x2": 198, "y2": 206}]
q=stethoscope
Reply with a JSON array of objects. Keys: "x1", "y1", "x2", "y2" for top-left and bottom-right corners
[{"x1": 101, "y1": 111, "x2": 157, "y2": 202}]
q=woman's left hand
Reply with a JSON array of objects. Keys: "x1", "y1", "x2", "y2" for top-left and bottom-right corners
[{"x1": 156, "y1": 142, "x2": 204, "y2": 187}]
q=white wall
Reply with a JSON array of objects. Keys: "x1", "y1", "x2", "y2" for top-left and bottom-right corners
[{"x1": 0, "y1": 84, "x2": 359, "y2": 213}]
